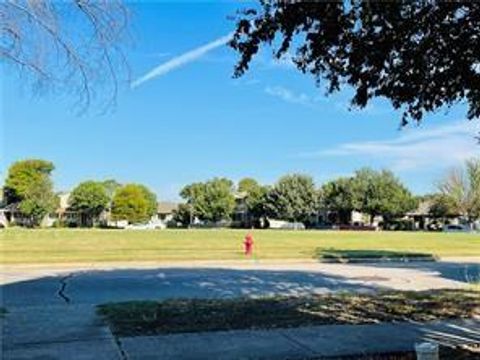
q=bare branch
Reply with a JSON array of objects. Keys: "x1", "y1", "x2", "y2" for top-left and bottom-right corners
[{"x1": 0, "y1": 0, "x2": 131, "y2": 112}]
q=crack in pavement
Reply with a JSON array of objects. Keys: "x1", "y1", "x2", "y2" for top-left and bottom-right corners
[
  {"x1": 279, "y1": 331, "x2": 318, "y2": 357},
  {"x1": 57, "y1": 274, "x2": 73, "y2": 304},
  {"x1": 109, "y1": 334, "x2": 129, "y2": 360}
]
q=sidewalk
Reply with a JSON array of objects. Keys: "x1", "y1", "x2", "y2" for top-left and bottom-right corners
[
  {"x1": 3, "y1": 304, "x2": 479, "y2": 360},
  {"x1": 2, "y1": 304, "x2": 121, "y2": 360},
  {"x1": 116, "y1": 319, "x2": 480, "y2": 360}
]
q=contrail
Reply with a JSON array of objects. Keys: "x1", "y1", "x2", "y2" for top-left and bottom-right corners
[{"x1": 131, "y1": 32, "x2": 234, "y2": 88}]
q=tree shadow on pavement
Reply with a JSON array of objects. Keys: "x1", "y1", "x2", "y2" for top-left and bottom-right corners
[{"x1": 1, "y1": 267, "x2": 382, "y2": 308}]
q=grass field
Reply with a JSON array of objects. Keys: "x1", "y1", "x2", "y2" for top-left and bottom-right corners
[{"x1": 2, "y1": 228, "x2": 480, "y2": 264}]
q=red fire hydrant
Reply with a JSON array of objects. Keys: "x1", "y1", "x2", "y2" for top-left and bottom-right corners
[{"x1": 244, "y1": 232, "x2": 254, "y2": 256}]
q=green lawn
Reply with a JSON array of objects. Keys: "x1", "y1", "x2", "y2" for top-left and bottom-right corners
[{"x1": 1, "y1": 228, "x2": 479, "y2": 264}]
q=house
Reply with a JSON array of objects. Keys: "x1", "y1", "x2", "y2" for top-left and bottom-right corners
[
  {"x1": 0, "y1": 189, "x2": 182, "y2": 228},
  {"x1": 147, "y1": 201, "x2": 179, "y2": 228},
  {"x1": 156, "y1": 202, "x2": 178, "y2": 222},
  {"x1": 316, "y1": 209, "x2": 382, "y2": 229},
  {"x1": 405, "y1": 199, "x2": 462, "y2": 231},
  {"x1": 232, "y1": 191, "x2": 250, "y2": 227},
  {"x1": 0, "y1": 191, "x2": 91, "y2": 228},
  {"x1": 56, "y1": 192, "x2": 105, "y2": 227},
  {"x1": 0, "y1": 202, "x2": 57, "y2": 227},
  {"x1": 56, "y1": 192, "x2": 80, "y2": 226},
  {"x1": 405, "y1": 199, "x2": 435, "y2": 230}
]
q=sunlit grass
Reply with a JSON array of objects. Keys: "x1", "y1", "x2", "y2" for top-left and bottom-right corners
[{"x1": 2, "y1": 228, "x2": 479, "y2": 264}]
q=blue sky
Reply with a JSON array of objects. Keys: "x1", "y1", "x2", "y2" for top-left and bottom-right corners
[{"x1": 2, "y1": 2, "x2": 479, "y2": 201}]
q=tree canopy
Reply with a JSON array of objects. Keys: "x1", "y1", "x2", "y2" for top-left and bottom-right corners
[
  {"x1": 4, "y1": 159, "x2": 57, "y2": 226},
  {"x1": 111, "y1": 183, "x2": 157, "y2": 224},
  {"x1": 4, "y1": 159, "x2": 54, "y2": 204},
  {"x1": 266, "y1": 174, "x2": 318, "y2": 224},
  {"x1": 353, "y1": 168, "x2": 417, "y2": 222},
  {"x1": 230, "y1": 1, "x2": 480, "y2": 124},
  {"x1": 69, "y1": 181, "x2": 110, "y2": 226},
  {"x1": 101, "y1": 179, "x2": 122, "y2": 202},
  {"x1": 321, "y1": 177, "x2": 358, "y2": 224},
  {"x1": 180, "y1": 178, "x2": 235, "y2": 223},
  {"x1": 238, "y1": 177, "x2": 268, "y2": 221},
  {"x1": 438, "y1": 158, "x2": 480, "y2": 222},
  {"x1": 172, "y1": 203, "x2": 194, "y2": 227},
  {"x1": 320, "y1": 169, "x2": 416, "y2": 224},
  {"x1": 428, "y1": 193, "x2": 457, "y2": 218}
]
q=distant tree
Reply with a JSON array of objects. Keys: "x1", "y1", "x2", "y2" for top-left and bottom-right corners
[
  {"x1": 438, "y1": 158, "x2": 480, "y2": 223},
  {"x1": 101, "y1": 179, "x2": 122, "y2": 202},
  {"x1": 18, "y1": 176, "x2": 58, "y2": 227},
  {"x1": 111, "y1": 184, "x2": 157, "y2": 224},
  {"x1": 266, "y1": 174, "x2": 318, "y2": 224},
  {"x1": 172, "y1": 203, "x2": 193, "y2": 227},
  {"x1": 321, "y1": 177, "x2": 359, "y2": 224},
  {"x1": 238, "y1": 177, "x2": 268, "y2": 223},
  {"x1": 353, "y1": 168, "x2": 417, "y2": 223},
  {"x1": 4, "y1": 159, "x2": 57, "y2": 226},
  {"x1": 69, "y1": 181, "x2": 110, "y2": 227},
  {"x1": 1, "y1": 0, "x2": 130, "y2": 110},
  {"x1": 428, "y1": 193, "x2": 457, "y2": 218},
  {"x1": 138, "y1": 184, "x2": 158, "y2": 217},
  {"x1": 180, "y1": 178, "x2": 235, "y2": 223},
  {"x1": 4, "y1": 159, "x2": 55, "y2": 203},
  {"x1": 230, "y1": 1, "x2": 480, "y2": 125}
]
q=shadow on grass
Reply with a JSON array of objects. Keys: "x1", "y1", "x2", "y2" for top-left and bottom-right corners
[
  {"x1": 97, "y1": 289, "x2": 480, "y2": 337},
  {"x1": 315, "y1": 248, "x2": 438, "y2": 263}
]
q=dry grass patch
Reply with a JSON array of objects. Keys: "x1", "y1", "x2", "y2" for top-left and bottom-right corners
[{"x1": 98, "y1": 289, "x2": 480, "y2": 337}]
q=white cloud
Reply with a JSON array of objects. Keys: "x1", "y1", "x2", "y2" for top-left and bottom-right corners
[
  {"x1": 299, "y1": 121, "x2": 480, "y2": 172},
  {"x1": 265, "y1": 85, "x2": 322, "y2": 107},
  {"x1": 131, "y1": 32, "x2": 234, "y2": 88}
]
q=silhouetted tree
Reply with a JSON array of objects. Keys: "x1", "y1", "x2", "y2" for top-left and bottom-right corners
[{"x1": 230, "y1": 1, "x2": 480, "y2": 125}]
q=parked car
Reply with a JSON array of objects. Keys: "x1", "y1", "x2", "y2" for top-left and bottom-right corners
[
  {"x1": 268, "y1": 219, "x2": 306, "y2": 230},
  {"x1": 442, "y1": 224, "x2": 471, "y2": 233},
  {"x1": 126, "y1": 220, "x2": 166, "y2": 230}
]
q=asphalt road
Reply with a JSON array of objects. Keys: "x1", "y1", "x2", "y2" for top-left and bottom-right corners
[{"x1": 2, "y1": 259, "x2": 478, "y2": 307}]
